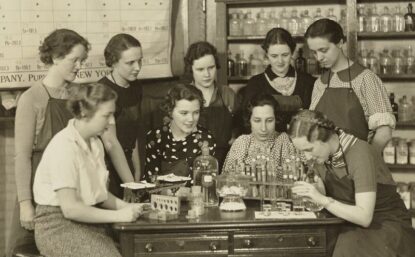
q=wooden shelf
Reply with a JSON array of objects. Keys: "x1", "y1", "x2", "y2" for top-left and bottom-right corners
[
  {"x1": 217, "y1": 0, "x2": 345, "y2": 6},
  {"x1": 387, "y1": 164, "x2": 415, "y2": 172},
  {"x1": 396, "y1": 121, "x2": 415, "y2": 130},
  {"x1": 378, "y1": 74, "x2": 415, "y2": 82},
  {"x1": 358, "y1": 0, "x2": 412, "y2": 3},
  {"x1": 357, "y1": 32, "x2": 415, "y2": 40},
  {"x1": 228, "y1": 35, "x2": 304, "y2": 43},
  {"x1": 229, "y1": 76, "x2": 250, "y2": 83}
]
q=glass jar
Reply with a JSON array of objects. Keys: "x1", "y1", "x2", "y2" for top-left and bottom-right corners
[
  {"x1": 396, "y1": 138, "x2": 409, "y2": 165},
  {"x1": 409, "y1": 139, "x2": 415, "y2": 165},
  {"x1": 383, "y1": 140, "x2": 395, "y2": 164}
]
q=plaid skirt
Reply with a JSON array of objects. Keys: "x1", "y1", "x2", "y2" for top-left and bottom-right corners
[{"x1": 34, "y1": 205, "x2": 121, "y2": 257}]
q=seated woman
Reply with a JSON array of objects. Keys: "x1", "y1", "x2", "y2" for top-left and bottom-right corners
[
  {"x1": 33, "y1": 83, "x2": 145, "y2": 257},
  {"x1": 223, "y1": 93, "x2": 296, "y2": 178},
  {"x1": 290, "y1": 110, "x2": 415, "y2": 257},
  {"x1": 144, "y1": 84, "x2": 216, "y2": 181}
]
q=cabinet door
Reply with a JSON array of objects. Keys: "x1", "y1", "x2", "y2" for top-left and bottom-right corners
[
  {"x1": 233, "y1": 228, "x2": 326, "y2": 256},
  {"x1": 134, "y1": 232, "x2": 228, "y2": 256}
]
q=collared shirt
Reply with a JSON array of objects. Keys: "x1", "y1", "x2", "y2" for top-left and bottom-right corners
[
  {"x1": 309, "y1": 63, "x2": 395, "y2": 132},
  {"x1": 326, "y1": 130, "x2": 358, "y2": 168},
  {"x1": 33, "y1": 119, "x2": 109, "y2": 206}
]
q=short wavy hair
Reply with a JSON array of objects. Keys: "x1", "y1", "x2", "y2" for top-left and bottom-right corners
[
  {"x1": 261, "y1": 28, "x2": 296, "y2": 54},
  {"x1": 39, "y1": 29, "x2": 90, "y2": 65},
  {"x1": 67, "y1": 83, "x2": 118, "y2": 119},
  {"x1": 183, "y1": 41, "x2": 220, "y2": 83},
  {"x1": 243, "y1": 93, "x2": 280, "y2": 131},
  {"x1": 104, "y1": 33, "x2": 141, "y2": 67},
  {"x1": 160, "y1": 84, "x2": 204, "y2": 117},
  {"x1": 305, "y1": 18, "x2": 345, "y2": 44}
]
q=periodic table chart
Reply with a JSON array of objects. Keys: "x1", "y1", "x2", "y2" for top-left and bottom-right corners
[{"x1": 0, "y1": 0, "x2": 173, "y2": 88}]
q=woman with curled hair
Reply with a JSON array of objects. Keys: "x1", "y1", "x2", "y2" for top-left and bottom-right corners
[
  {"x1": 182, "y1": 41, "x2": 240, "y2": 167},
  {"x1": 144, "y1": 84, "x2": 216, "y2": 181},
  {"x1": 98, "y1": 33, "x2": 143, "y2": 198},
  {"x1": 290, "y1": 110, "x2": 415, "y2": 257},
  {"x1": 11, "y1": 29, "x2": 90, "y2": 257},
  {"x1": 33, "y1": 83, "x2": 146, "y2": 257},
  {"x1": 222, "y1": 93, "x2": 296, "y2": 177}
]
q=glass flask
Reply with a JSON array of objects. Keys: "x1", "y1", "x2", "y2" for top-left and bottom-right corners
[
  {"x1": 304, "y1": 166, "x2": 323, "y2": 212},
  {"x1": 256, "y1": 9, "x2": 268, "y2": 36},
  {"x1": 404, "y1": 3, "x2": 415, "y2": 32},
  {"x1": 243, "y1": 11, "x2": 255, "y2": 36},
  {"x1": 216, "y1": 170, "x2": 252, "y2": 212},
  {"x1": 392, "y1": 49, "x2": 405, "y2": 75},
  {"x1": 267, "y1": 10, "x2": 279, "y2": 30},
  {"x1": 380, "y1": 6, "x2": 392, "y2": 33},
  {"x1": 357, "y1": 5, "x2": 367, "y2": 32},
  {"x1": 368, "y1": 5, "x2": 380, "y2": 33},
  {"x1": 380, "y1": 49, "x2": 392, "y2": 75},
  {"x1": 288, "y1": 9, "x2": 300, "y2": 35},
  {"x1": 392, "y1": 6, "x2": 405, "y2": 32},
  {"x1": 229, "y1": 12, "x2": 241, "y2": 36}
]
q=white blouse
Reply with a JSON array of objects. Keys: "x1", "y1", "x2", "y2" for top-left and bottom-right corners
[{"x1": 33, "y1": 119, "x2": 109, "y2": 206}]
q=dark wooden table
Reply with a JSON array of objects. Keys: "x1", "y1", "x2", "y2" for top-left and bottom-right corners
[{"x1": 113, "y1": 201, "x2": 344, "y2": 257}]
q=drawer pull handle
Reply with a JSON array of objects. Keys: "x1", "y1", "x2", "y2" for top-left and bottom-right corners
[
  {"x1": 243, "y1": 239, "x2": 253, "y2": 248},
  {"x1": 209, "y1": 242, "x2": 218, "y2": 252},
  {"x1": 145, "y1": 243, "x2": 153, "y2": 252},
  {"x1": 306, "y1": 236, "x2": 318, "y2": 247},
  {"x1": 277, "y1": 236, "x2": 284, "y2": 242}
]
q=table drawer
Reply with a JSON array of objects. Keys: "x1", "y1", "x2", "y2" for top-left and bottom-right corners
[
  {"x1": 134, "y1": 233, "x2": 228, "y2": 256},
  {"x1": 234, "y1": 229, "x2": 325, "y2": 254}
]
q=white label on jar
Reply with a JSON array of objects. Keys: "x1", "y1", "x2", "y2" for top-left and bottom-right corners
[
  {"x1": 383, "y1": 147, "x2": 395, "y2": 164},
  {"x1": 203, "y1": 175, "x2": 212, "y2": 183},
  {"x1": 396, "y1": 149, "x2": 408, "y2": 164}
]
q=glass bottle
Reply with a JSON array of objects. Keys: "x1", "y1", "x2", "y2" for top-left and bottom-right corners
[
  {"x1": 249, "y1": 52, "x2": 263, "y2": 76},
  {"x1": 288, "y1": 9, "x2": 300, "y2": 35},
  {"x1": 405, "y1": 46, "x2": 415, "y2": 74},
  {"x1": 396, "y1": 138, "x2": 409, "y2": 165},
  {"x1": 236, "y1": 51, "x2": 248, "y2": 77},
  {"x1": 280, "y1": 8, "x2": 289, "y2": 30},
  {"x1": 313, "y1": 8, "x2": 323, "y2": 23},
  {"x1": 409, "y1": 139, "x2": 415, "y2": 165},
  {"x1": 327, "y1": 8, "x2": 337, "y2": 22},
  {"x1": 383, "y1": 140, "x2": 395, "y2": 164},
  {"x1": 398, "y1": 95, "x2": 411, "y2": 122},
  {"x1": 192, "y1": 141, "x2": 219, "y2": 207},
  {"x1": 368, "y1": 5, "x2": 380, "y2": 33},
  {"x1": 339, "y1": 8, "x2": 347, "y2": 33},
  {"x1": 359, "y1": 49, "x2": 369, "y2": 68},
  {"x1": 227, "y1": 50, "x2": 235, "y2": 77},
  {"x1": 301, "y1": 10, "x2": 313, "y2": 34},
  {"x1": 256, "y1": 9, "x2": 268, "y2": 36},
  {"x1": 307, "y1": 52, "x2": 318, "y2": 76},
  {"x1": 238, "y1": 11, "x2": 244, "y2": 33},
  {"x1": 380, "y1": 6, "x2": 392, "y2": 33},
  {"x1": 392, "y1": 6, "x2": 405, "y2": 32},
  {"x1": 267, "y1": 10, "x2": 279, "y2": 31},
  {"x1": 392, "y1": 49, "x2": 405, "y2": 75},
  {"x1": 379, "y1": 49, "x2": 392, "y2": 75},
  {"x1": 389, "y1": 92, "x2": 399, "y2": 121},
  {"x1": 295, "y1": 47, "x2": 306, "y2": 72},
  {"x1": 229, "y1": 12, "x2": 241, "y2": 36},
  {"x1": 304, "y1": 167, "x2": 323, "y2": 212},
  {"x1": 367, "y1": 50, "x2": 380, "y2": 74},
  {"x1": 243, "y1": 11, "x2": 255, "y2": 36},
  {"x1": 404, "y1": 3, "x2": 415, "y2": 32},
  {"x1": 357, "y1": 5, "x2": 367, "y2": 32}
]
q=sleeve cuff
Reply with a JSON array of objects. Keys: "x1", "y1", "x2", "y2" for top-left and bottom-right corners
[{"x1": 368, "y1": 112, "x2": 396, "y2": 130}]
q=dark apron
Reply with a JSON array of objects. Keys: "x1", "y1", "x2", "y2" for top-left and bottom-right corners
[
  {"x1": 272, "y1": 94, "x2": 303, "y2": 132},
  {"x1": 315, "y1": 70, "x2": 369, "y2": 141},
  {"x1": 106, "y1": 101, "x2": 141, "y2": 198},
  {"x1": 198, "y1": 87, "x2": 232, "y2": 167},
  {"x1": 324, "y1": 158, "x2": 415, "y2": 257},
  {"x1": 9, "y1": 84, "x2": 72, "y2": 256}
]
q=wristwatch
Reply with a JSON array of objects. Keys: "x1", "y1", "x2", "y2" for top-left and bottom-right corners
[{"x1": 323, "y1": 197, "x2": 335, "y2": 208}]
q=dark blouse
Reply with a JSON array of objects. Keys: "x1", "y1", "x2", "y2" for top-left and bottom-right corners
[{"x1": 144, "y1": 125, "x2": 216, "y2": 181}]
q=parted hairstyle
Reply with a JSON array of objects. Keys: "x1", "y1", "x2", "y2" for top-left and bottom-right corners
[
  {"x1": 104, "y1": 33, "x2": 141, "y2": 67},
  {"x1": 39, "y1": 29, "x2": 90, "y2": 65},
  {"x1": 243, "y1": 93, "x2": 280, "y2": 131},
  {"x1": 67, "y1": 83, "x2": 118, "y2": 119},
  {"x1": 160, "y1": 84, "x2": 204, "y2": 117},
  {"x1": 304, "y1": 18, "x2": 345, "y2": 44},
  {"x1": 288, "y1": 109, "x2": 340, "y2": 143},
  {"x1": 183, "y1": 41, "x2": 220, "y2": 79},
  {"x1": 261, "y1": 28, "x2": 296, "y2": 54}
]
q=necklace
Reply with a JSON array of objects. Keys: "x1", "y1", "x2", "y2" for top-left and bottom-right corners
[{"x1": 110, "y1": 72, "x2": 129, "y2": 88}]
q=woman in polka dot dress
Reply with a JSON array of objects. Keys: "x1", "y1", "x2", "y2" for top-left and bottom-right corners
[{"x1": 144, "y1": 84, "x2": 216, "y2": 182}]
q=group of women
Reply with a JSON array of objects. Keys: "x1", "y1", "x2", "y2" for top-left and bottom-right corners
[{"x1": 7, "y1": 18, "x2": 414, "y2": 257}]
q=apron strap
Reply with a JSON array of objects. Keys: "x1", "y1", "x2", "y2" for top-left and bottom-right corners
[{"x1": 42, "y1": 83, "x2": 52, "y2": 98}]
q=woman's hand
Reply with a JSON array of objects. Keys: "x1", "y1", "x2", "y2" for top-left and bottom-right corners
[
  {"x1": 292, "y1": 181, "x2": 326, "y2": 206},
  {"x1": 117, "y1": 204, "x2": 145, "y2": 222},
  {"x1": 19, "y1": 200, "x2": 35, "y2": 230}
]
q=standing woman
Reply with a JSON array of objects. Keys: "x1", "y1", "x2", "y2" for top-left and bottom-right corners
[
  {"x1": 183, "y1": 41, "x2": 239, "y2": 166},
  {"x1": 33, "y1": 83, "x2": 145, "y2": 257},
  {"x1": 98, "y1": 33, "x2": 143, "y2": 197},
  {"x1": 290, "y1": 110, "x2": 415, "y2": 257},
  {"x1": 305, "y1": 19, "x2": 395, "y2": 152},
  {"x1": 241, "y1": 28, "x2": 315, "y2": 133},
  {"x1": 144, "y1": 84, "x2": 216, "y2": 181},
  {"x1": 11, "y1": 29, "x2": 89, "y2": 256}
]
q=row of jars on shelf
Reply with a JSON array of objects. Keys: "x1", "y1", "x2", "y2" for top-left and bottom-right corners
[
  {"x1": 357, "y1": 3, "x2": 413, "y2": 33},
  {"x1": 389, "y1": 93, "x2": 415, "y2": 123},
  {"x1": 383, "y1": 137, "x2": 415, "y2": 165},
  {"x1": 359, "y1": 46, "x2": 415, "y2": 75},
  {"x1": 229, "y1": 8, "x2": 346, "y2": 37},
  {"x1": 227, "y1": 48, "x2": 322, "y2": 78}
]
